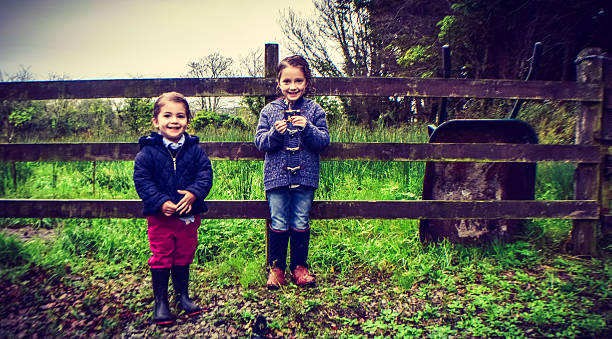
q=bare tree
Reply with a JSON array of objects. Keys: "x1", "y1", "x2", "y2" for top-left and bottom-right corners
[
  {"x1": 280, "y1": 0, "x2": 394, "y2": 123},
  {"x1": 2, "y1": 65, "x2": 35, "y2": 82},
  {"x1": 48, "y1": 72, "x2": 71, "y2": 81},
  {"x1": 236, "y1": 48, "x2": 266, "y2": 119},
  {"x1": 280, "y1": 0, "x2": 380, "y2": 77},
  {"x1": 186, "y1": 52, "x2": 234, "y2": 112},
  {"x1": 238, "y1": 48, "x2": 264, "y2": 77}
]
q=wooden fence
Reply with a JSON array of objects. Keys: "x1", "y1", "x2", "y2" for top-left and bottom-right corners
[{"x1": 1, "y1": 44, "x2": 610, "y2": 255}]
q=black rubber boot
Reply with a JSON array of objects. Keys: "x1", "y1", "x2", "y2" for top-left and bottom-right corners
[
  {"x1": 151, "y1": 268, "x2": 176, "y2": 326},
  {"x1": 289, "y1": 228, "x2": 310, "y2": 271},
  {"x1": 171, "y1": 265, "x2": 202, "y2": 316},
  {"x1": 267, "y1": 229, "x2": 290, "y2": 271}
]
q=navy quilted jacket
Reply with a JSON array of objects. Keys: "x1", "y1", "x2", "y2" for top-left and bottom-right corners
[
  {"x1": 254, "y1": 97, "x2": 329, "y2": 191},
  {"x1": 133, "y1": 132, "x2": 213, "y2": 216}
]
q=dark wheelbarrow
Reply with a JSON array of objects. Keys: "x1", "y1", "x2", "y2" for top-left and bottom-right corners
[
  {"x1": 419, "y1": 42, "x2": 542, "y2": 244},
  {"x1": 419, "y1": 119, "x2": 538, "y2": 243}
]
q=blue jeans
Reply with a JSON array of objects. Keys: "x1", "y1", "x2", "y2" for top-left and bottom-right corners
[{"x1": 267, "y1": 186, "x2": 315, "y2": 232}]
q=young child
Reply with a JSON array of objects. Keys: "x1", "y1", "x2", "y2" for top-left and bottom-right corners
[
  {"x1": 133, "y1": 92, "x2": 213, "y2": 325},
  {"x1": 254, "y1": 55, "x2": 330, "y2": 288}
]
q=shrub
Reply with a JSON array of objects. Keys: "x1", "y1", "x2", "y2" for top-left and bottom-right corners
[
  {"x1": 191, "y1": 110, "x2": 248, "y2": 131},
  {"x1": 314, "y1": 96, "x2": 343, "y2": 125},
  {"x1": 120, "y1": 98, "x2": 154, "y2": 135},
  {"x1": 240, "y1": 96, "x2": 265, "y2": 119}
]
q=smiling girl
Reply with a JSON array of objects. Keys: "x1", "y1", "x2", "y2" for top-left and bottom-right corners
[
  {"x1": 133, "y1": 92, "x2": 213, "y2": 325},
  {"x1": 254, "y1": 55, "x2": 330, "y2": 289}
]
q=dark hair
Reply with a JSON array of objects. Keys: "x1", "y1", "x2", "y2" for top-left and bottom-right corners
[
  {"x1": 153, "y1": 91, "x2": 191, "y2": 122},
  {"x1": 277, "y1": 55, "x2": 313, "y2": 95}
]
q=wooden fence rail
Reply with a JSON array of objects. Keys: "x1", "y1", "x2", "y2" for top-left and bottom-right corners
[
  {"x1": 0, "y1": 142, "x2": 601, "y2": 163},
  {"x1": 0, "y1": 77, "x2": 602, "y2": 102},
  {"x1": 0, "y1": 199, "x2": 599, "y2": 220},
  {"x1": 1, "y1": 43, "x2": 609, "y2": 255}
]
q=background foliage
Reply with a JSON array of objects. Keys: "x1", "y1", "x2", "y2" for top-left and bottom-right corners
[{"x1": 3, "y1": 0, "x2": 607, "y2": 141}]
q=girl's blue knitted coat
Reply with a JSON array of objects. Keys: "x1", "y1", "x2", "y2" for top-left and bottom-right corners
[
  {"x1": 133, "y1": 132, "x2": 213, "y2": 216},
  {"x1": 254, "y1": 97, "x2": 330, "y2": 191}
]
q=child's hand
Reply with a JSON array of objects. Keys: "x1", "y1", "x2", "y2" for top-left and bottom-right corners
[
  {"x1": 176, "y1": 190, "x2": 196, "y2": 215},
  {"x1": 161, "y1": 200, "x2": 177, "y2": 216},
  {"x1": 274, "y1": 120, "x2": 288, "y2": 134},
  {"x1": 289, "y1": 115, "x2": 307, "y2": 128}
]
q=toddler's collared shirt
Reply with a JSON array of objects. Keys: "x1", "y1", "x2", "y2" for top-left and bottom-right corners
[
  {"x1": 161, "y1": 134, "x2": 195, "y2": 225},
  {"x1": 162, "y1": 134, "x2": 185, "y2": 150}
]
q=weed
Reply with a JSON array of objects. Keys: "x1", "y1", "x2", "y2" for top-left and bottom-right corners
[
  {"x1": 304, "y1": 298, "x2": 322, "y2": 312},
  {"x1": 0, "y1": 232, "x2": 30, "y2": 269},
  {"x1": 427, "y1": 324, "x2": 457, "y2": 338},
  {"x1": 240, "y1": 310, "x2": 255, "y2": 322}
]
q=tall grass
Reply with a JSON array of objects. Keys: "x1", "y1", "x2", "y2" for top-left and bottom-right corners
[
  {"x1": 0, "y1": 233, "x2": 30, "y2": 269},
  {"x1": 2, "y1": 122, "x2": 608, "y2": 336},
  {"x1": 527, "y1": 161, "x2": 575, "y2": 248},
  {"x1": 0, "y1": 123, "x2": 579, "y2": 282}
]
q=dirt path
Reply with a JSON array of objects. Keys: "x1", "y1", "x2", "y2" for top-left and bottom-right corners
[
  {"x1": 1, "y1": 266, "x2": 405, "y2": 338},
  {"x1": 2, "y1": 225, "x2": 57, "y2": 243}
]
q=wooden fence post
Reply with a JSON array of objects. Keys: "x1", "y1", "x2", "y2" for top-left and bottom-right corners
[
  {"x1": 571, "y1": 47, "x2": 604, "y2": 255},
  {"x1": 264, "y1": 43, "x2": 278, "y2": 267},
  {"x1": 600, "y1": 52, "x2": 612, "y2": 236},
  {"x1": 265, "y1": 43, "x2": 279, "y2": 81}
]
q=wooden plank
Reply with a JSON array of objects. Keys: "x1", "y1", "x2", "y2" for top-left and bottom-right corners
[
  {"x1": 0, "y1": 199, "x2": 599, "y2": 220},
  {"x1": 310, "y1": 200, "x2": 599, "y2": 220},
  {"x1": 321, "y1": 143, "x2": 601, "y2": 163},
  {"x1": 0, "y1": 77, "x2": 601, "y2": 101},
  {"x1": 0, "y1": 143, "x2": 140, "y2": 161},
  {"x1": 0, "y1": 142, "x2": 601, "y2": 163},
  {"x1": 0, "y1": 78, "x2": 275, "y2": 100},
  {"x1": 312, "y1": 78, "x2": 603, "y2": 101}
]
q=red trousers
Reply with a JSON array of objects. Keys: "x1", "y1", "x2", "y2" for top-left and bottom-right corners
[{"x1": 147, "y1": 214, "x2": 201, "y2": 268}]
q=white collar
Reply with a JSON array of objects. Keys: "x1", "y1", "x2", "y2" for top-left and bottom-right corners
[{"x1": 162, "y1": 134, "x2": 185, "y2": 150}]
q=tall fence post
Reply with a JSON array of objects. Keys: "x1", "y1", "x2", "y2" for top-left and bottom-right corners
[
  {"x1": 264, "y1": 43, "x2": 279, "y2": 82},
  {"x1": 571, "y1": 47, "x2": 604, "y2": 255},
  {"x1": 600, "y1": 53, "x2": 612, "y2": 236},
  {"x1": 264, "y1": 43, "x2": 278, "y2": 267}
]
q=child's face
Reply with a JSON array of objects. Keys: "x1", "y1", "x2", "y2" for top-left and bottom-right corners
[
  {"x1": 153, "y1": 101, "x2": 188, "y2": 142},
  {"x1": 278, "y1": 65, "x2": 307, "y2": 103}
]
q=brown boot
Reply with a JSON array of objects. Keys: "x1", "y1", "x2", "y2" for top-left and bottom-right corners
[
  {"x1": 291, "y1": 265, "x2": 315, "y2": 286},
  {"x1": 266, "y1": 267, "x2": 287, "y2": 289}
]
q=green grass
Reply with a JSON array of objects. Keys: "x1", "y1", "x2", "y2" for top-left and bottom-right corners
[
  {"x1": 0, "y1": 232, "x2": 30, "y2": 269},
  {"x1": 1, "y1": 123, "x2": 610, "y2": 337}
]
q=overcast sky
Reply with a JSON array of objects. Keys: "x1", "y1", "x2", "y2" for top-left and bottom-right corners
[{"x1": 0, "y1": 0, "x2": 316, "y2": 80}]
